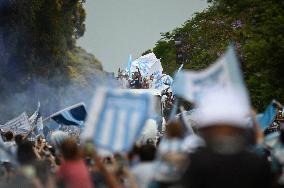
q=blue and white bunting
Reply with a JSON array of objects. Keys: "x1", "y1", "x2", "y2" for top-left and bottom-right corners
[{"x1": 82, "y1": 88, "x2": 155, "y2": 152}]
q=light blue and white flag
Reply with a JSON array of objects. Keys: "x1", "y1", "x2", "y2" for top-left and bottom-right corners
[
  {"x1": 50, "y1": 103, "x2": 87, "y2": 127},
  {"x1": 147, "y1": 60, "x2": 163, "y2": 79},
  {"x1": 256, "y1": 100, "x2": 279, "y2": 130},
  {"x1": 161, "y1": 74, "x2": 173, "y2": 86},
  {"x1": 127, "y1": 54, "x2": 132, "y2": 76},
  {"x1": 153, "y1": 74, "x2": 173, "y2": 91},
  {"x1": 0, "y1": 112, "x2": 31, "y2": 134},
  {"x1": 130, "y1": 52, "x2": 161, "y2": 77},
  {"x1": 173, "y1": 46, "x2": 249, "y2": 105},
  {"x1": 82, "y1": 88, "x2": 155, "y2": 152}
]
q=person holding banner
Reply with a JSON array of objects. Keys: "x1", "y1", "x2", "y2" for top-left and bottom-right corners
[{"x1": 179, "y1": 90, "x2": 272, "y2": 188}]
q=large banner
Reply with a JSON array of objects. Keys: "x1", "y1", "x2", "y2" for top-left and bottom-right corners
[
  {"x1": 152, "y1": 74, "x2": 173, "y2": 91},
  {"x1": 0, "y1": 112, "x2": 31, "y2": 134},
  {"x1": 82, "y1": 88, "x2": 155, "y2": 152},
  {"x1": 173, "y1": 46, "x2": 249, "y2": 105},
  {"x1": 130, "y1": 52, "x2": 163, "y2": 77}
]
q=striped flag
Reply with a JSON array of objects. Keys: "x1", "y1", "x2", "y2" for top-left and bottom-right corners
[
  {"x1": 173, "y1": 46, "x2": 249, "y2": 105},
  {"x1": 0, "y1": 112, "x2": 31, "y2": 134},
  {"x1": 50, "y1": 103, "x2": 87, "y2": 127},
  {"x1": 82, "y1": 88, "x2": 155, "y2": 152}
]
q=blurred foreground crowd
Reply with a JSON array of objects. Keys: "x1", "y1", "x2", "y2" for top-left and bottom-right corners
[{"x1": 0, "y1": 91, "x2": 284, "y2": 188}]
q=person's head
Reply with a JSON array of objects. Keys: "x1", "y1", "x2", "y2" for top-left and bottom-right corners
[
  {"x1": 15, "y1": 134, "x2": 24, "y2": 146},
  {"x1": 50, "y1": 131, "x2": 69, "y2": 150},
  {"x1": 166, "y1": 89, "x2": 173, "y2": 97},
  {"x1": 146, "y1": 138, "x2": 155, "y2": 146},
  {"x1": 37, "y1": 136, "x2": 43, "y2": 143},
  {"x1": 199, "y1": 124, "x2": 246, "y2": 141},
  {"x1": 139, "y1": 144, "x2": 156, "y2": 162},
  {"x1": 60, "y1": 138, "x2": 80, "y2": 161},
  {"x1": 193, "y1": 89, "x2": 251, "y2": 149},
  {"x1": 4, "y1": 131, "x2": 14, "y2": 141},
  {"x1": 17, "y1": 141, "x2": 37, "y2": 165},
  {"x1": 165, "y1": 121, "x2": 183, "y2": 139}
]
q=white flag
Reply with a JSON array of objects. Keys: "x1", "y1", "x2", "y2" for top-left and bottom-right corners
[
  {"x1": 173, "y1": 46, "x2": 249, "y2": 105},
  {"x1": 147, "y1": 61, "x2": 163, "y2": 78},
  {"x1": 130, "y1": 53, "x2": 161, "y2": 77}
]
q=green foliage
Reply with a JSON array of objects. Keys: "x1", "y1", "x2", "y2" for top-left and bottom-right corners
[
  {"x1": 152, "y1": 0, "x2": 284, "y2": 110},
  {"x1": 0, "y1": 0, "x2": 87, "y2": 79}
]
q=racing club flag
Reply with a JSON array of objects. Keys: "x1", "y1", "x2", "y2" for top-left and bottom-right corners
[{"x1": 82, "y1": 88, "x2": 155, "y2": 152}]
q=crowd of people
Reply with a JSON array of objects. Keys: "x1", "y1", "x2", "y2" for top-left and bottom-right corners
[
  {"x1": 116, "y1": 67, "x2": 175, "y2": 118},
  {"x1": 116, "y1": 67, "x2": 159, "y2": 89},
  {"x1": 0, "y1": 90, "x2": 284, "y2": 188}
]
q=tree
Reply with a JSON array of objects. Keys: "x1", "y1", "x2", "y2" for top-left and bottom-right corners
[{"x1": 152, "y1": 0, "x2": 284, "y2": 110}]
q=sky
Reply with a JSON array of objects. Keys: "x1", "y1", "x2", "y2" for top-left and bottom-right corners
[{"x1": 78, "y1": 0, "x2": 208, "y2": 73}]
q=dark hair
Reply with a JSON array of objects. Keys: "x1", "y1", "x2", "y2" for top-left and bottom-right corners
[
  {"x1": 139, "y1": 144, "x2": 156, "y2": 162},
  {"x1": 4, "y1": 131, "x2": 14, "y2": 141},
  {"x1": 60, "y1": 138, "x2": 79, "y2": 161},
  {"x1": 37, "y1": 136, "x2": 43, "y2": 143},
  {"x1": 166, "y1": 121, "x2": 183, "y2": 138},
  {"x1": 15, "y1": 134, "x2": 24, "y2": 146},
  {"x1": 17, "y1": 141, "x2": 37, "y2": 165},
  {"x1": 128, "y1": 144, "x2": 141, "y2": 161}
]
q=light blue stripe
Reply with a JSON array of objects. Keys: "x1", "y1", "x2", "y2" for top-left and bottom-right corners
[
  {"x1": 61, "y1": 111, "x2": 84, "y2": 126},
  {"x1": 108, "y1": 107, "x2": 119, "y2": 148},
  {"x1": 122, "y1": 110, "x2": 132, "y2": 150},
  {"x1": 94, "y1": 98, "x2": 109, "y2": 144}
]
